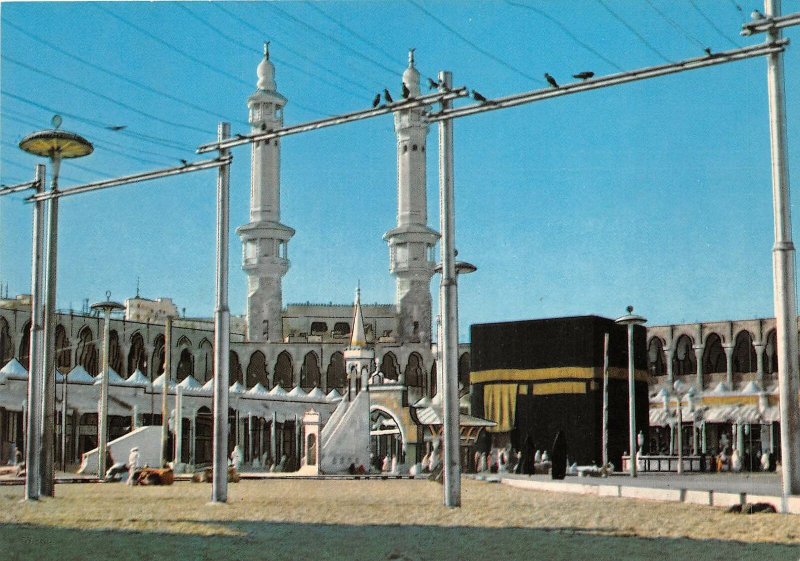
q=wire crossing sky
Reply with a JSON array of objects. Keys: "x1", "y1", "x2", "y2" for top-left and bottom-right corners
[{"x1": 1, "y1": 1, "x2": 798, "y2": 340}]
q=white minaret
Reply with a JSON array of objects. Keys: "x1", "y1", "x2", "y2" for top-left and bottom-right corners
[
  {"x1": 344, "y1": 287, "x2": 375, "y2": 399},
  {"x1": 383, "y1": 49, "x2": 439, "y2": 345},
  {"x1": 237, "y1": 43, "x2": 295, "y2": 342}
]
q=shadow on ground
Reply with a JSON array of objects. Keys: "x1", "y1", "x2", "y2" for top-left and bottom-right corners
[{"x1": 0, "y1": 521, "x2": 797, "y2": 561}]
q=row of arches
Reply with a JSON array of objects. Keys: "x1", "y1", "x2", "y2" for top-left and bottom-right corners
[
  {"x1": 648, "y1": 330, "x2": 778, "y2": 378},
  {"x1": 1, "y1": 317, "x2": 472, "y2": 394}
]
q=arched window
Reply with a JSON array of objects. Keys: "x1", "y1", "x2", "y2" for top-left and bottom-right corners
[
  {"x1": 300, "y1": 352, "x2": 321, "y2": 390},
  {"x1": 198, "y1": 339, "x2": 213, "y2": 382},
  {"x1": 176, "y1": 348, "x2": 193, "y2": 381},
  {"x1": 1, "y1": 317, "x2": 14, "y2": 368},
  {"x1": 274, "y1": 351, "x2": 293, "y2": 388},
  {"x1": 19, "y1": 321, "x2": 31, "y2": 368},
  {"x1": 128, "y1": 332, "x2": 146, "y2": 376},
  {"x1": 246, "y1": 351, "x2": 268, "y2": 389},
  {"x1": 326, "y1": 351, "x2": 346, "y2": 391},
  {"x1": 109, "y1": 330, "x2": 123, "y2": 374},
  {"x1": 310, "y1": 322, "x2": 327, "y2": 336},
  {"x1": 763, "y1": 329, "x2": 778, "y2": 379},
  {"x1": 733, "y1": 331, "x2": 757, "y2": 373},
  {"x1": 672, "y1": 335, "x2": 696, "y2": 376},
  {"x1": 77, "y1": 326, "x2": 99, "y2": 376},
  {"x1": 152, "y1": 334, "x2": 165, "y2": 379},
  {"x1": 332, "y1": 322, "x2": 350, "y2": 337},
  {"x1": 430, "y1": 361, "x2": 437, "y2": 397},
  {"x1": 647, "y1": 338, "x2": 666, "y2": 376},
  {"x1": 230, "y1": 351, "x2": 243, "y2": 384},
  {"x1": 404, "y1": 353, "x2": 424, "y2": 387},
  {"x1": 380, "y1": 353, "x2": 399, "y2": 380},
  {"x1": 458, "y1": 352, "x2": 471, "y2": 391},
  {"x1": 55, "y1": 325, "x2": 71, "y2": 372},
  {"x1": 703, "y1": 334, "x2": 726, "y2": 374}
]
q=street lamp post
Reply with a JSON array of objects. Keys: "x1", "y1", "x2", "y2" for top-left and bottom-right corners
[
  {"x1": 615, "y1": 306, "x2": 646, "y2": 477},
  {"x1": 673, "y1": 380, "x2": 687, "y2": 475},
  {"x1": 90, "y1": 293, "x2": 124, "y2": 478},
  {"x1": 161, "y1": 315, "x2": 174, "y2": 467},
  {"x1": 19, "y1": 116, "x2": 93, "y2": 496}
]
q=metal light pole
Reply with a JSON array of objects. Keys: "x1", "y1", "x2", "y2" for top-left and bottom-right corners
[
  {"x1": 161, "y1": 315, "x2": 174, "y2": 467},
  {"x1": 19, "y1": 116, "x2": 93, "y2": 496},
  {"x1": 437, "y1": 71, "x2": 461, "y2": 508},
  {"x1": 211, "y1": 122, "x2": 232, "y2": 503},
  {"x1": 23, "y1": 164, "x2": 46, "y2": 500},
  {"x1": 91, "y1": 294, "x2": 124, "y2": 478},
  {"x1": 762, "y1": 0, "x2": 800, "y2": 502},
  {"x1": 615, "y1": 306, "x2": 646, "y2": 477},
  {"x1": 673, "y1": 380, "x2": 686, "y2": 475}
]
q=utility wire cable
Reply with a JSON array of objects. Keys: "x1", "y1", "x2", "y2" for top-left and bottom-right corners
[
  {"x1": 408, "y1": 0, "x2": 544, "y2": 85},
  {"x1": 304, "y1": 2, "x2": 398, "y2": 67},
  {"x1": 2, "y1": 91, "x2": 194, "y2": 153},
  {"x1": 2, "y1": 141, "x2": 112, "y2": 177},
  {"x1": 688, "y1": 0, "x2": 741, "y2": 48},
  {"x1": 264, "y1": 1, "x2": 398, "y2": 79},
  {"x1": 595, "y1": 0, "x2": 672, "y2": 63},
  {"x1": 2, "y1": 19, "x2": 246, "y2": 127},
  {"x1": 643, "y1": 0, "x2": 707, "y2": 51},
  {"x1": 505, "y1": 1, "x2": 623, "y2": 72},
  {"x1": 202, "y1": 2, "x2": 372, "y2": 98},
  {"x1": 3, "y1": 55, "x2": 212, "y2": 135},
  {"x1": 95, "y1": 4, "x2": 328, "y2": 118}
]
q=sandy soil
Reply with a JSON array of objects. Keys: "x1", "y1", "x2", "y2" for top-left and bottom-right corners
[{"x1": 0, "y1": 479, "x2": 797, "y2": 561}]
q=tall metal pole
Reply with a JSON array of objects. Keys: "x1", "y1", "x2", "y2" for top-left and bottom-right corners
[
  {"x1": 97, "y1": 305, "x2": 112, "y2": 477},
  {"x1": 175, "y1": 385, "x2": 183, "y2": 466},
  {"x1": 764, "y1": 0, "x2": 800, "y2": 501},
  {"x1": 675, "y1": 385, "x2": 684, "y2": 475},
  {"x1": 627, "y1": 323, "x2": 637, "y2": 478},
  {"x1": 40, "y1": 153, "x2": 62, "y2": 497},
  {"x1": 601, "y1": 333, "x2": 609, "y2": 469},
  {"x1": 211, "y1": 122, "x2": 231, "y2": 503},
  {"x1": 438, "y1": 71, "x2": 461, "y2": 507},
  {"x1": 161, "y1": 315, "x2": 173, "y2": 467},
  {"x1": 24, "y1": 164, "x2": 45, "y2": 500}
]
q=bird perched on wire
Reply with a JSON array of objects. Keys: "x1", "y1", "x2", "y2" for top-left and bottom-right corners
[
  {"x1": 383, "y1": 88, "x2": 394, "y2": 104},
  {"x1": 427, "y1": 77, "x2": 439, "y2": 90},
  {"x1": 572, "y1": 71, "x2": 594, "y2": 81},
  {"x1": 544, "y1": 73, "x2": 559, "y2": 88},
  {"x1": 372, "y1": 93, "x2": 381, "y2": 108},
  {"x1": 751, "y1": 9, "x2": 764, "y2": 19},
  {"x1": 402, "y1": 82, "x2": 411, "y2": 99},
  {"x1": 106, "y1": 125, "x2": 127, "y2": 131},
  {"x1": 472, "y1": 90, "x2": 489, "y2": 104},
  {"x1": 180, "y1": 159, "x2": 188, "y2": 166},
  {"x1": 704, "y1": 47, "x2": 713, "y2": 57}
]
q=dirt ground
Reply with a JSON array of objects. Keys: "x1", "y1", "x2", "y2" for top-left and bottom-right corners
[{"x1": 0, "y1": 478, "x2": 798, "y2": 561}]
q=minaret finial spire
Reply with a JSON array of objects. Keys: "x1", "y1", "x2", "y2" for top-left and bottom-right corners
[
  {"x1": 408, "y1": 48, "x2": 416, "y2": 67},
  {"x1": 264, "y1": 41, "x2": 270, "y2": 60}
]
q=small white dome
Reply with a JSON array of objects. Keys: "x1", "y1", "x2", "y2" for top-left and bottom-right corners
[
  {"x1": 402, "y1": 48, "x2": 420, "y2": 97},
  {"x1": 257, "y1": 42, "x2": 276, "y2": 92}
]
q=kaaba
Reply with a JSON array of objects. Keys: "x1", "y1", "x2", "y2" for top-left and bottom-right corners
[{"x1": 470, "y1": 315, "x2": 649, "y2": 470}]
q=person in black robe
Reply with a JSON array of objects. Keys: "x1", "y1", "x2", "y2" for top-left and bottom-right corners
[{"x1": 551, "y1": 430, "x2": 567, "y2": 480}]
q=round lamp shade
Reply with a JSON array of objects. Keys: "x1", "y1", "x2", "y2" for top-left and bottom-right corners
[{"x1": 19, "y1": 129, "x2": 93, "y2": 159}]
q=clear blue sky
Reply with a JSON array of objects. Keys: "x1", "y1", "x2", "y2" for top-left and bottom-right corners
[{"x1": 1, "y1": 1, "x2": 799, "y2": 340}]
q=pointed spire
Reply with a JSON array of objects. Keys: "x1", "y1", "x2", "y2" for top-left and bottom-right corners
[
  {"x1": 257, "y1": 41, "x2": 276, "y2": 91},
  {"x1": 408, "y1": 47, "x2": 416, "y2": 68},
  {"x1": 402, "y1": 48, "x2": 420, "y2": 97},
  {"x1": 264, "y1": 40, "x2": 270, "y2": 60},
  {"x1": 350, "y1": 285, "x2": 367, "y2": 348}
]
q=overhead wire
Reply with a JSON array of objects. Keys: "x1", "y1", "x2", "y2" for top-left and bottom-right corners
[
  {"x1": 407, "y1": 0, "x2": 545, "y2": 85},
  {"x1": 94, "y1": 3, "x2": 330, "y2": 119},
  {"x1": 2, "y1": 91, "x2": 194, "y2": 153},
  {"x1": 187, "y1": 3, "x2": 370, "y2": 99},
  {"x1": 2, "y1": 19, "x2": 246, "y2": 127},
  {"x1": 687, "y1": 0, "x2": 741, "y2": 48},
  {"x1": 505, "y1": 1, "x2": 623, "y2": 72},
  {"x1": 595, "y1": 0, "x2": 672, "y2": 63},
  {"x1": 303, "y1": 2, "x2": 399, "y2": 67},
  {"x1": 643, "y1": 0, "x2": 708, "y2": 52},
  {"x1": 264, "y1": 2, "x2": 398, "y2": 79},
  {"x1": 1, "y1": 157, "x2": 82, "y2": 184},
  {"x1": 3, "y1": 55, "x2": 213, "y2": 135},
  {"x1": 2, "y1": 141, "x2": 113, "y2": 178}
]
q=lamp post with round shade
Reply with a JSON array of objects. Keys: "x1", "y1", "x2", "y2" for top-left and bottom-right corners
[
  {"x1": 615, "y1": 306, "x2": 646, "y2": 477},
  {"x1": 19, "y1": 116, "x2": 93, "y2": 495},
  {"x1": 91, "y1": 294, "x2": 124, "y2": 478}
]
